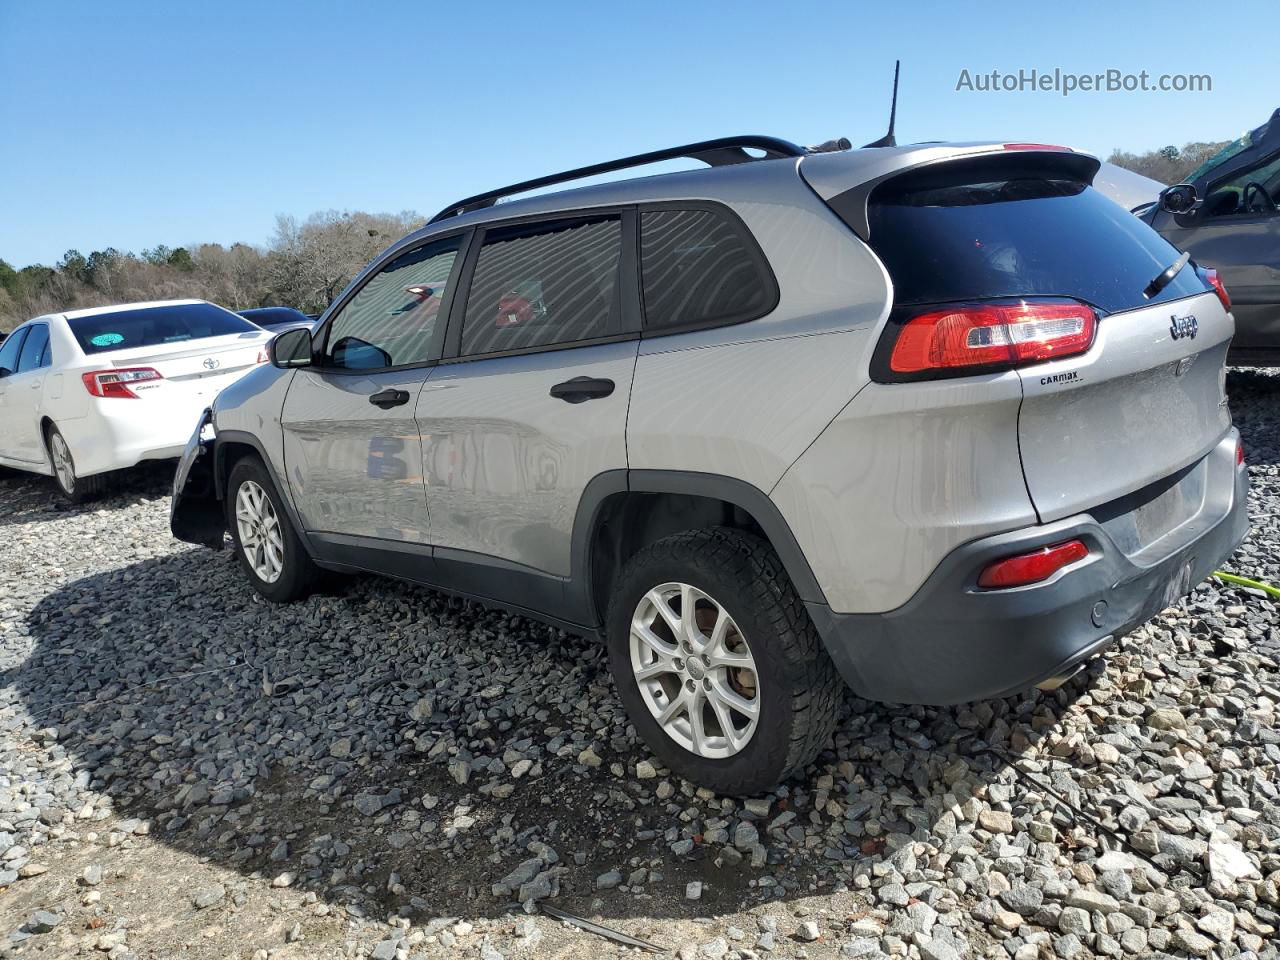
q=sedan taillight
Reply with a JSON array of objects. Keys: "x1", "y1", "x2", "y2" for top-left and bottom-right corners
[
  {"x1": 875, "y1": 299, "x2": 1098, "y2": 382},
  {"x1": 82, "y1": 367, "x2": 163, "y2": 399}
]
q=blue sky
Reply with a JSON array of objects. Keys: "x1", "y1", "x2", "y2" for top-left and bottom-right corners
[{"x1": 1, "y1": 0, "x2": 1273, "y2": 268}]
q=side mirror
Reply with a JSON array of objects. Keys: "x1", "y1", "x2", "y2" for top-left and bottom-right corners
[
  {"x1": 1159, "y1": 183, "x2": 1200, "y2": 215},
  {"x1": 269, "y1": 327, "x2": 313, "y2": 368}
]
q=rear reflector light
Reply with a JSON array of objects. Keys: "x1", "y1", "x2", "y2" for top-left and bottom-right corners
[
  {"x1": 1205, "y1": 268, "x2": 1231, "y2": 311},
  {"x1": 978, "y1": 539, "x2": 1089, "y2": 589},
  {"x1": 82, "y1": 367, "x2": 163, "y2": 399},
  {"x1": 1237, "y1": 439, "x2": 1246, "y2": 467},
  {"x1": 887, "y1": 301, "x2": 1097, "y2": 377}
]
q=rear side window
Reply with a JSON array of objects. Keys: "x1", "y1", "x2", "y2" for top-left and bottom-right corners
[
  {"x1": 864, "y1": 157, "x2": 1209, "y2": 314},
  {"x1": 17, "y1": 323, "x2": 50, "y2": 372},
  {"x1": 0, "y1": 328, "x2": 27, "y2": 373},
  {"x1": 460, "y1": 216, "x2": 622, "y2": 357},
  {"x1": 640, "y1": 207, "x2": 774, "y2": 331},
  {"x1": 69, "y1": 303, "x2": 258, "y2": 355},
  {"x1": 323, "y1": 237, "x2": 462, "y2": 370}
]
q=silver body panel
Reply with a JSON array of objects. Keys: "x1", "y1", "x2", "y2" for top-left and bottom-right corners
[
  {"x1": 417, "y1": 341, "x2": 636, "y2": 576},
  {"x1": 280, "y1": 368, "x2": 433, "y2": 543}
]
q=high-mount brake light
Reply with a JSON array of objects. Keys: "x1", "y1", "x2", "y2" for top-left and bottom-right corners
[
  {"x1": 978, "y1": 539, "x2": 1089, "y2": 589},
  {"x1": 1002, "y1": 143, "x2": 1074, "y2": 152},
  {"x1": 886, "y1": 301, "x2": 1097, "y2": 378},
  {"x1": 1204, "y1": 268, "x2": 1231, "y2": 311},
  {"x1": 82, "y1": 367, "x2": 163, "y2": 399}
]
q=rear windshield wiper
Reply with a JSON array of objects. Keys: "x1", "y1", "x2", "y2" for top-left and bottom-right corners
[{"x1": 1144, "y1": 251, "x2": 1191, "y2": 299}]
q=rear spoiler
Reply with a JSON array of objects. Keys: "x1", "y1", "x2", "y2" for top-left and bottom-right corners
[{"x1": 801, "y1": 145, "x2": 1100, "y2": 241}]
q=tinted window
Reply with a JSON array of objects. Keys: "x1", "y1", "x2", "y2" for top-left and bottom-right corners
[
  {"x1": 641, "y1": 208, "x2": 772, "y2": 331},
  {"x1": 69, "y1": 303, "x2": 259, "y2": 355},
  {"x1": 864, "y1": 160, "x2": 1209, "y2": 314},
  {"x1": 324, "y1": 238, "x2": 461, "y2": 370},
  {"x1": 461, "y1": 216, "x2": 622, "y2": 356},
  {"x1": 17, "y1": 324, "x2": 49, "y2": 372},
  {"x1": 0, "y1": 328, "x2": 27, "y2": 373}
]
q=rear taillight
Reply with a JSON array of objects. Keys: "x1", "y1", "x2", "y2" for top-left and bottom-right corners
[
  {"x1": 256, "y1": 348, "x2": 269, "y2": 364},
  {"x1": 978, "y1": 539, "x2": 1089, "y2": 589},
  {"x1": 1237, "y1": 439, "x2": 1246, "y2": 468},
  {"x1": 1205, "y1": 268, "x2": 1231, "y2": 311},
  {"x1": 82, "y1": 367, "x2": 163, "y2": 399},
  {"x1": 882, "y1": 300, "x2": 1097, "y2": 380}
]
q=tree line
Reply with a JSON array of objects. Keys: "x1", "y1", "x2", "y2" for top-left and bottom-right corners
[
  {"x1": 0, "y1": 209, "x2": 422, "y2": 333},
  {"x1": 0, "y1": 138, "x2": 1237, "y2": 334}
]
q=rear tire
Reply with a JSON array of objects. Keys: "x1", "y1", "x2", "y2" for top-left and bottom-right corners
[
  {"x1": 226, "y1": 456, "x2": 321, "y2": 603},
  {"x1": 46, "y1": 423, "x2": 107, "y2": 504},
  {"x1": 605, "y1": 527, "x2": 842, "y2": 795}
]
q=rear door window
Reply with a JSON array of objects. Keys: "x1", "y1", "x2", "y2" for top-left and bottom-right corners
[
  {"x1": 640, "y1": 207, "x2": 775, "y2": 332},
  {"x1": 0, "y1": 328, "x2": 27, "y2": 374},
  {"x1": 68, "y1": 303, "x2": 258, "y2": 355},
  {"x1": 864, "y1": 156, "x2": 1209, "y2": 314},
  {"x1": 17, "y1": 324, "x2": 49, "y2": 372},
  {"x1": 459, "y1": 215, "x2": 623, "y2": 357},
  {"x1": 322, "y1": 237, "x2": 463, "y2": 370}
]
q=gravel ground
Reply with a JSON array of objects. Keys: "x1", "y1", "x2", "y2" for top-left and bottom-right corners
[{"x1": 0, "y1": 370, "x2": 1278, "y2": 960}]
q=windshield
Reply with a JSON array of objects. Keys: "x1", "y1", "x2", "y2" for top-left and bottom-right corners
[
  {"x1": 1186, "y1": 112, "x2": 1276, "y2": 185},
  {"x1": 69, "y1": 303, "x2": 259, "y2": 355}
]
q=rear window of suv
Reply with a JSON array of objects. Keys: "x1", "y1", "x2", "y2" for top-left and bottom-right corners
[
  {"x1": 864, "y1": 156, "x2": 1209, "y2": 314},
  {"x1": 68, "y1": 303, "x2": 258, "y2": 355}
]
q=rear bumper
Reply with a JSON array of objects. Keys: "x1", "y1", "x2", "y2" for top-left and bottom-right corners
[
  {"x1": 61, "y1": 402, "x2": 208, "y2": 477},
  {"x1": 807, "y1": 431, "x2": 1249, "y2": 705}
]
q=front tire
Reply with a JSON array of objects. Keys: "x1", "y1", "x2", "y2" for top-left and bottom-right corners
[
  {"x1": 606, "y1": 528, "x2": 842, "y2": 795},
  {"x1": 46, "y1": 423, "x2": 107, "y2": 504},
  {"x1": 226, "y1": 456, "x2": 320, "y2": 603}
]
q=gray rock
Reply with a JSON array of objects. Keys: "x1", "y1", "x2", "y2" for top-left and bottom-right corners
[{"x1": 192, "y1": 884, "x2": 225, "y2": 910}]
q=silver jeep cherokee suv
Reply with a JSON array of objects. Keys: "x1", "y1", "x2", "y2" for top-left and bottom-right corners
[{"x1": 172, "y1": 136, "x2": 1249, "y2": 795}]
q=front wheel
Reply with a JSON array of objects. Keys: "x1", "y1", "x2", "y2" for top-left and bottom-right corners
[
  {"x1": 46, "y1": 423, "x2": 107, "y2": 504},
  {"x1": 606, "y1": 528, "x2": 842, "y2": 795},
  {"x1": 226, "y1": 456, "x2": 321, "y2": 603}
]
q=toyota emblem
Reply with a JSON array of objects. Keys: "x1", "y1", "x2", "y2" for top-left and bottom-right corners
[{"x1": 202, "y1": 357, "x2": 219, "y2": 370}]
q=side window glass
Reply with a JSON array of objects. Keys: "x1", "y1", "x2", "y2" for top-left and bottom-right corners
[
  {"x1": 0, "y1": 329, "x2": 26, "y2": 374},
  {"x1": 1203, "y1": 154, "x2": 1280, "y2": 218},
  {"x1": 460, "y1": 216, "x2": 622, "y2": 357},
  {"x1": 323, "y1": 238, "x2": 462, "y2": 370},
  {"x1": 640, "y1": 208, "x2": 773, "y2": 332},
  {"x1": 17, "y1": 325, "x2": 49, "y2": 373}
]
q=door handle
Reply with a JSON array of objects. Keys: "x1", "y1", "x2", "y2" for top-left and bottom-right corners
[
  {"x1": 549, "y1": 377, "x2": 615, "y2": 403},
  {"x1": 369, "y1": 388, "x2": 411, "y2": 409}
]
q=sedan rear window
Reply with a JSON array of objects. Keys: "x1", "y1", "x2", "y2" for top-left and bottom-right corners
[
  {"x1": 863, "y1": 156, "x2": 1209, "y2": 314},
  {"x1": 68, "y1": 303, "x2": 258, "y2": 355}
]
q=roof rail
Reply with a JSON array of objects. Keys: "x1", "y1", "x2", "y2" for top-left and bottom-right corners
[{"x1": 428, "y1": 135, "x2": 808, "y2": 224}]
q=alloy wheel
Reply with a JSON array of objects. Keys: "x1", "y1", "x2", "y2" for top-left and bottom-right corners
[
  {"x1": 235, "y1": 479, "x2": 285, "y2": 583},
  {"x1": 629, "y1": 582, "x2": 760, "y2": 758},
  {"x1": 50, "y1": 431, "x2": 75, "y2": 494}
]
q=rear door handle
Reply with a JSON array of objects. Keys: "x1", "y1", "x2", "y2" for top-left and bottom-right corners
[
  {"x1": 369, "y1": 388, "x2": 411, "y2": 409},
  {"x1": 549, "y1": 377, "x2": 615, "y2": 403}
]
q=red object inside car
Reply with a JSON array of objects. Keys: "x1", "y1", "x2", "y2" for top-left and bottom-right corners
[{"x1": 497, "y1": 294, "x2": 532, "y2": 328}]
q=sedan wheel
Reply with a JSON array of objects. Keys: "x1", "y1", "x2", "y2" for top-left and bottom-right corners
[
  {"x1": 234, "y1": 479, "x2": 285, "y2": 583},
  {"x1": 50, "y1": 430, "x2": 75, "y2": 494}
]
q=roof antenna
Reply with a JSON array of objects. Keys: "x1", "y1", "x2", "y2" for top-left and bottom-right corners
[{"x1": 863, "y1": 60, "x2": 900, "y2": 148}]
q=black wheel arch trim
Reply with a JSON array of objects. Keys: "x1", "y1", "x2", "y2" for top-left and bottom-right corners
[{"x1": 567, "y1": 469, "x2": 828, "y2": 628}]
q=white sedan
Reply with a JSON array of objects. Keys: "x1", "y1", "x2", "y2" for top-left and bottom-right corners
[{"x1": 0, "y1": 299, "x2": 273, "y2": 501}]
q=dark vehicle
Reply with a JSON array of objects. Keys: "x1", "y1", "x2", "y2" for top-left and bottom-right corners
[
  {"x1": 238, "y1": 307, "x2": 316, "y2": 334},
  {"x1": 1140, "y1": 109, "x2": 1280, "y2": 365}
]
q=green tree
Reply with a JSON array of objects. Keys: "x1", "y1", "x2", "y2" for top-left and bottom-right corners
[{"x1": 167, "y1": 247, "x2": 194, "y2": 271}]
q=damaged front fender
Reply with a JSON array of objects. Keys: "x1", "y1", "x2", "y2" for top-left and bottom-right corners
[{"x1": 170, "y1": 409, "x2": 226, "y2": 549}]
